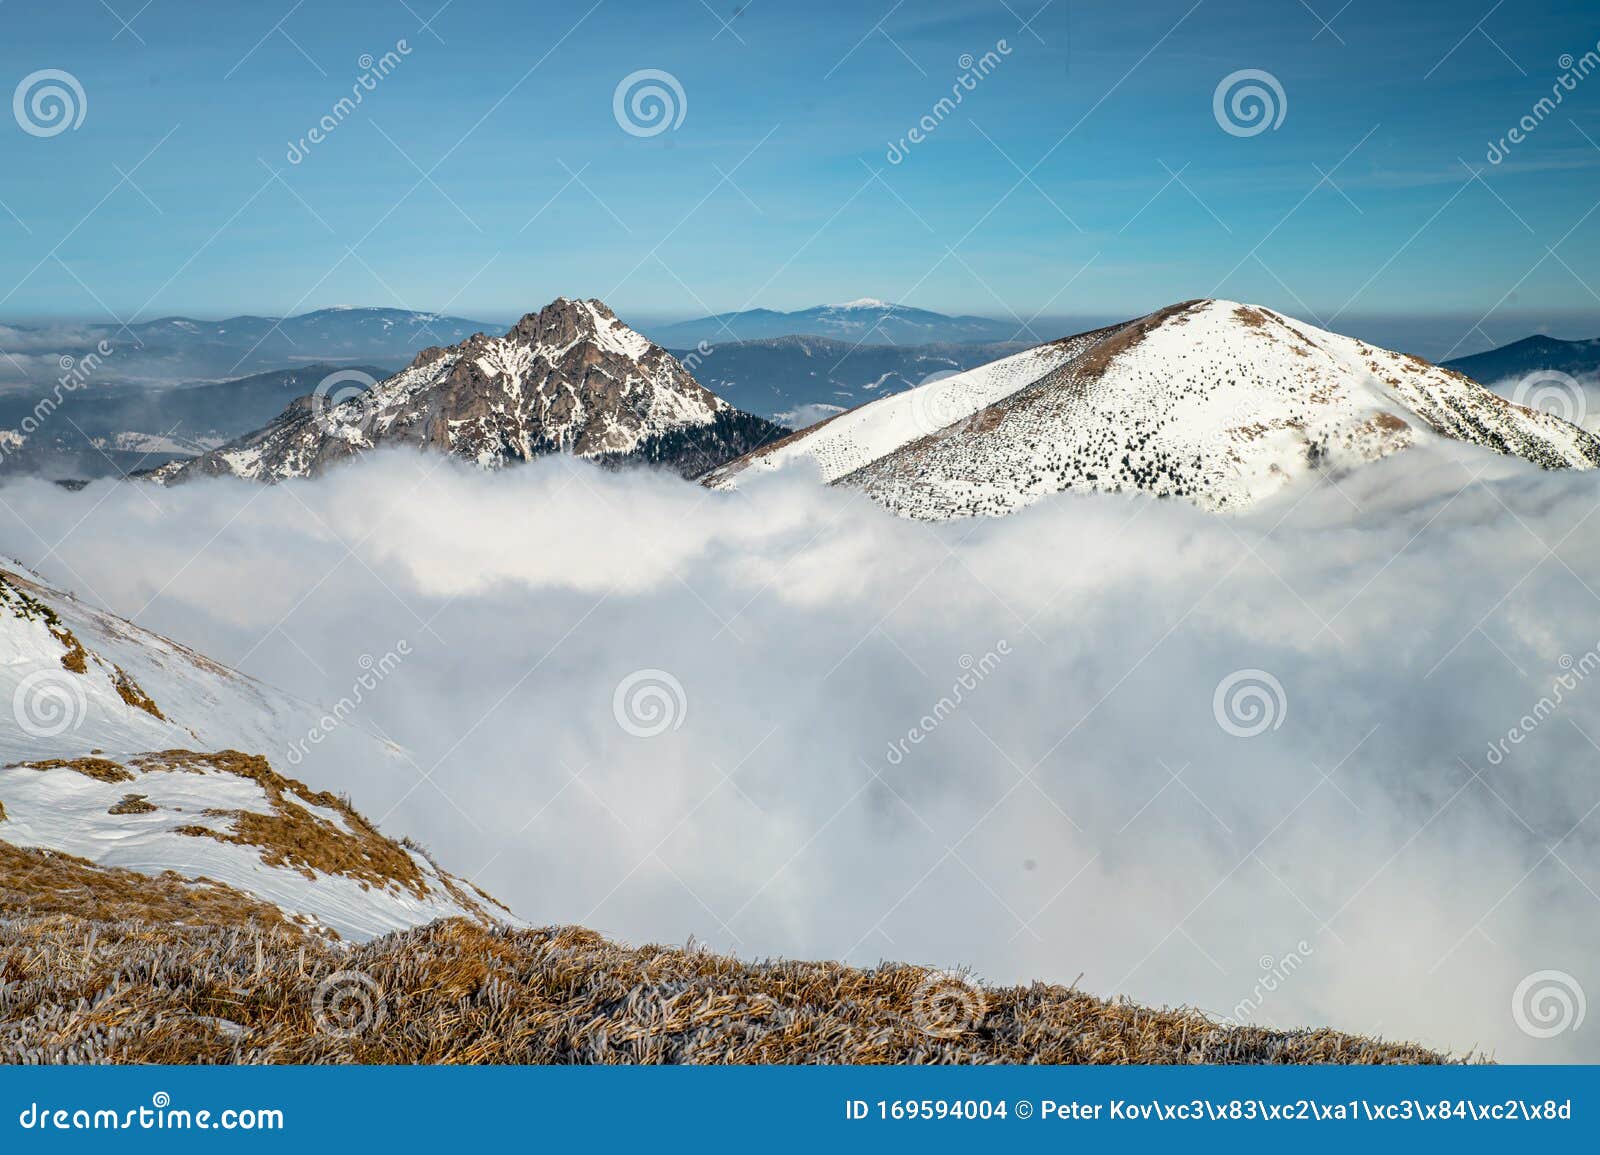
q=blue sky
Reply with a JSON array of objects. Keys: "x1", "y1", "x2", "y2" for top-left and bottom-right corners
[{"x1": 2, "y1": 0, "x2": 1599, "y2": 352}]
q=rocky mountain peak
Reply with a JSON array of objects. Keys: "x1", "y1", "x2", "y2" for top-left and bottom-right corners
[{"x1": 153, "y1": 297, "x2": 787, "y2": 485}]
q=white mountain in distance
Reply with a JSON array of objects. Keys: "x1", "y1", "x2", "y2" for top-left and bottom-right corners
[{"x1": 708, "y1": 299, "x2": 1600, "y2": 518}]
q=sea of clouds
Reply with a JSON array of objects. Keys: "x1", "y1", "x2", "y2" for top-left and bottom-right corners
[{"x1": 1, "y1": 442, "x2": 1597, "y2": 1061}]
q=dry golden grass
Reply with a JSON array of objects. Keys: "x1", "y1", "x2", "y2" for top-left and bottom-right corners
[
  {"x1": 10, "y1": 757, "x2": 134, "y2": 784},
  {"x1": 1072, "y1": 300, "x2": 1204, "y2": 382},
  {"x1": 0, "y1": 842, "x2": 293, "y2": 931},
  {"x1": 138, "y1": 749, "x2": 428, "y2": 895},
  {"x1": 0, "y1": 850, "x2": 1453, "y2": 1066},
  {"x1": 112, "y1": 666, "x2": 164, "y2": 720},
  {"x1": 107, "y1": 794, "x2": 157, "y2": 815}
]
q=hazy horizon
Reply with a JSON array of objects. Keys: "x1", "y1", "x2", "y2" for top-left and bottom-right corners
[
  {"x1": 5, "y1": 0, "x2": 1600, "y2": 369},
  {"x1": 4, "y1": 302, "x2": 1598, "y2": 366}
]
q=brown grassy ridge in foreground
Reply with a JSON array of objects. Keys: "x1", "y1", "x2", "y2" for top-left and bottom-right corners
[{"x1": 0, "y1": 845, "x2": 1456, "y2": 1065}]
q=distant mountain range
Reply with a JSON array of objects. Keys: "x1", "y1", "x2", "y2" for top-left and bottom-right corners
[
  {"x1": 673, "y1": 335, "x2": 1030, "y2": 424},
  {"x1": 646, "y1": 300, "x2": 1026, "y2": 347},
  {"x1": 6, "y1": 298, "x2": 1600, "y2": 485},
  {"x1": 154, "y1": 298, "x2": 785, "y2": 484},
  {"x1": 1441, "y1": 334, "x2": 1600, "y2": 385},
  {"x1": 1, "y1": 307, "x2": 494, "y2": 387},
  {"x1": 0, "y1": 363, "x2": 393, "y2": 479},
  {"x1": 708, "y1": 299, "x2": 1600, "y2": 518}
]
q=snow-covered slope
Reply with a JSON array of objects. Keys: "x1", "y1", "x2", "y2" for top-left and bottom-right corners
[
  {"x1": 0, "y1": 565, "x2": 499, "y2": 939},
  {"x1": 708, "y1": 300, "x2": 1600, "y2": 517},
  {"x1": 153, "y1": 298, "x2": 784, "y2": 484}
]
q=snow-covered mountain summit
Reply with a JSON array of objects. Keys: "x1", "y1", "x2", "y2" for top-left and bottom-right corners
[
  {"x1": 708, "y1": 299, "x2": 1600, "y2": 518},
  {"x1": 154, "y1": 298, "x2": 784, "y2": 483}
]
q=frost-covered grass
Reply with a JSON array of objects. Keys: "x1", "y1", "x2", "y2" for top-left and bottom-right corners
[{"x1": 0, "y1": 844, "x2": 1452, "y2": 1065}]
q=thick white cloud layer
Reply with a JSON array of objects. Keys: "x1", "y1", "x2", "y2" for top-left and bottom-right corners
[{"x1": 2, "y1": 443, "x2": 1598, "y2": 1061}]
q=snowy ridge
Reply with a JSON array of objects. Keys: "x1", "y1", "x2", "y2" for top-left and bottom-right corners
[
  {"x1": 710, "y1": 300, "x2": 1600, "y2": 518},
  {"x1": 153, "y1": 298, "x2": 777, "y2": 484},
  {"x1": 0, "y1": 565, "x2": 498, "y2": 939},
  {"x1": 706, "y1": 332, "x2": 1107, "y2": 487}
]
